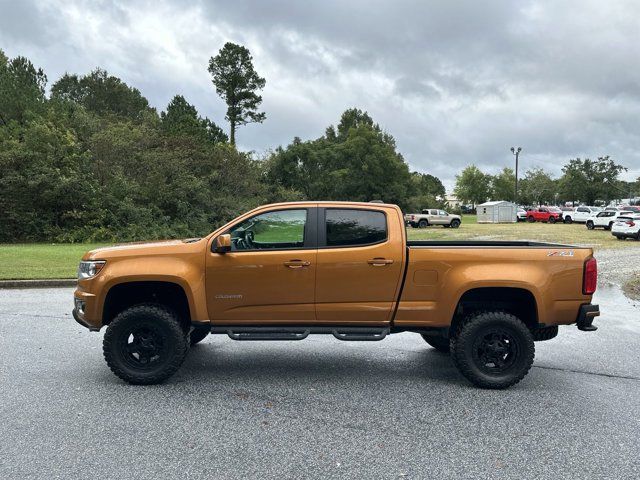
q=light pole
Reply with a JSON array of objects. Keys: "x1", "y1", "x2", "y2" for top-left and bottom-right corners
[{"x1": 510, "y1": 147, "x2": 522, "y2": 203}]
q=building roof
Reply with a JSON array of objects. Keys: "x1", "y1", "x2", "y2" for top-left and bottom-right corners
[{"x1": 478, "y1": 201, "x2": 516, "y2": 207}]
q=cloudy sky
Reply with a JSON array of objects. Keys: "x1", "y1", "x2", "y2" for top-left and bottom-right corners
[{"x1": 1, "y1": 0, "x2": 639, "y2": 189}]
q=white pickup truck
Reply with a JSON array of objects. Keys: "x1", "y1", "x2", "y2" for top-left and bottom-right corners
[
  {"x1": 563, "y1": 206, "x2": 602, "y2": 224},
  {"x1": 405, "y1": 209, "x2": 462, "y2": 228}
]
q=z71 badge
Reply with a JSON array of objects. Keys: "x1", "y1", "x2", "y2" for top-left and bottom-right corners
[{"x1": 547, "y1": 250, "x2": 574, "y2": 257}]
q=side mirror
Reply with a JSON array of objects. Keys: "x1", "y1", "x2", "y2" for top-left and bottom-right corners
[{"x1": 214, "y1": 234, "x2": 231, "y2": 254}]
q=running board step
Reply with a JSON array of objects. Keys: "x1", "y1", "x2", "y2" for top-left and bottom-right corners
[
  {"x1": 331, "y1": 327, "x2": 389, "y2": 341},
  {"x1": 226, "y1": 327, "x2": 310, "y2": 341},
  {"x1": 213, "y1": 326, "x2": 390, "y2": 342}
]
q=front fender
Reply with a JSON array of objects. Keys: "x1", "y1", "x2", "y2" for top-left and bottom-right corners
[{"x1": 76, "y1": 253, "x2": 208, "y2": 328}]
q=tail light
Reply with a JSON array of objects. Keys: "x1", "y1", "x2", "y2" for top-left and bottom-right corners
[
  {"x1": 627, "y1": 221, "x2": 635, "y2": 226},
  {"x1": 583, "y1": 257, "x2": 597, "y2": 295}
]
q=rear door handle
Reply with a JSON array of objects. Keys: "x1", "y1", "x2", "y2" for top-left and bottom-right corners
[
  {"x1": 367, "y1": 258, "x2": 394, "y2": 266},
  {"x1": 284, "y1": 260, "x2": 311, "y2": 269}
]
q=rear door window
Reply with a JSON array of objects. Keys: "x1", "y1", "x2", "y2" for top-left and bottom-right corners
[{"x1": 325, "y1": 209, "x2": 387, "y2": 247}]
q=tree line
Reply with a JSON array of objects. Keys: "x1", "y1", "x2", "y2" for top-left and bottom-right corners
[
  {"x1": 0, "y1": 44, "x2": 444, "y2": 242},
  {"x1": 454, "y1": 156, "x2": 631, "y2": 207}
]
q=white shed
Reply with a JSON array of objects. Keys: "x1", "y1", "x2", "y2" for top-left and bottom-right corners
[{"x1": 477, "y1": 201, "x2": 517, "y2": 223}]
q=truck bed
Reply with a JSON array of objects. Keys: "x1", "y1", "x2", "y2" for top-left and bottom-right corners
[
  {"x1": 407, "y1": 240, "x2": 580, "y2": 248},
  {"x1": 397, "y1": 241, "x2": 593, "y2": 328}
]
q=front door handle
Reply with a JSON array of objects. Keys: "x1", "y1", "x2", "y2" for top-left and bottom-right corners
[
  {"x1": 368, "y1": 258, "x2": 394, "y2": 266},
  {"x1": 284, "y1": 260, "x2": 311, "y2": 269}
]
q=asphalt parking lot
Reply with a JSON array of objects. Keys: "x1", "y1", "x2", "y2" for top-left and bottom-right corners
[{"x1": 1, "y1": 287, "x2": 639, "y2": 479}]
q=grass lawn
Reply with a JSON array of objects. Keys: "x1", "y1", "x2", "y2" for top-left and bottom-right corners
[
  {"x1": 0, "y1": 243, "x2": 106, "y2": 280},
  {"x1": 407, "y1": 214, "x2": 638, "y2": 250},
  {"x1": 0, "y1": 216, "x2": 637, "y2": 280}
]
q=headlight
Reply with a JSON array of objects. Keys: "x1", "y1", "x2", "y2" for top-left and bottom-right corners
[{"x1": 77, "y1": 260, "x2": 106, "y2": 279}]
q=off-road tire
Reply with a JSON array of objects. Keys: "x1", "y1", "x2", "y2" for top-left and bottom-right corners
[
  {"x1": 532, "y1": 325, "x2": 558, "y2": 341},
  {"x1": 450, "y1": 219, "x2": 461, "y2": 228},
  {"x1": 450, "y1": 311, "x2": 535, "y2": 389},
  {"x1": 103, "y1": 303, "x2": 188, "y2": 385},
  {"x1": 586, "y1": 221, "x2": 594, "y2": 230},
  {"x1": 189, "y1": 328, "x2": 210, "y2": 346},
  {"x1": 421, "y1": 334, "x2": 450, "y2": 353},
  {"x1": 418, "y1": 219, "x2": 428, "y2": 228}
]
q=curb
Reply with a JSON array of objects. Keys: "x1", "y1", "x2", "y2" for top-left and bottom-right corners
[{"x1": 0, "y1": 279, "x2": 76, "y2": 289}]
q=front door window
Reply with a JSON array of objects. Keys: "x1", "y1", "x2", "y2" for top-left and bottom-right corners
[{"x1": 229, "y1": 209, "x2": 307, "y2": 251}]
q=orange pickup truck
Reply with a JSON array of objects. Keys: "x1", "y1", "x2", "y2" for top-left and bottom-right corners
[{"x1": 73, "y1": 201, "x2": 600, "y2": 389}]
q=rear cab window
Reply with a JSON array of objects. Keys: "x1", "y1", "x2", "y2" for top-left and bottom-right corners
[{"x1": 323, "y1": 209, "x2": 387, "y2": 247}]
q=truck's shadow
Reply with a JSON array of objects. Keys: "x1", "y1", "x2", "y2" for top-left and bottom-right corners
[{"x1": 173, "y1": 340, "x2": 466, "y2": 387}]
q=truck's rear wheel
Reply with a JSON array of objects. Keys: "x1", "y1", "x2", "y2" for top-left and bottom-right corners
[
  {"x1": 450, "y1": 311, "x2": 535, "y2": 389},
  {"x1": 421, "y1": 334, "x2": 450, "y2": 353},
  {"x1": 418, "y1": 219, "x2": 428, "y2": 228},
  {"x1": 189, "y1": 328, "x2": 210, "y2": 346},
  {"x1": 103, "y1": 304, "x2": 188, "y2": 385}
]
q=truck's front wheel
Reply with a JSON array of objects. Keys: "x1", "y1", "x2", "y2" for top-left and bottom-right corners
[
  {"x1": 450, "y1": 311, "x2": 535, "y2": 389},
  {"x1": 103, "y1": 304, "x2": 188, "y2": 385},
  {"x1": 421, "y1": 334, "x2": 450, "y2": 353}
]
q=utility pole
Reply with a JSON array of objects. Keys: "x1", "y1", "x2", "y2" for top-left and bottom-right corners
[{"x1": 510, "y1": 147, "x2": 522, "y2": 203}]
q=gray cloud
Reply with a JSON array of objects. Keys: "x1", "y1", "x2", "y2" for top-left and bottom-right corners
[{"x1": 1, "y1": 0, "x2": 639, "y2": 189}]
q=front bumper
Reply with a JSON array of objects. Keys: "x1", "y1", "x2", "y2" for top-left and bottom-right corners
[
  {"x1": 72, "y1": 307, "x2": 100, "y2": 332},
  {"x1": 73, "y1": 286, "x2": 101, "y2": 331},
  {"x1": 576, "y1": 303, "x2": 600, "y2": 331}
]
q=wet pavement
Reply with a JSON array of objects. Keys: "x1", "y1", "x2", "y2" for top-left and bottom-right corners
[{"x1": 0, "y1": 286, "x2": 638, "y2": 479}]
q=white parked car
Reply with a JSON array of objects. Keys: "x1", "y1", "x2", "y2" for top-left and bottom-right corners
[
  {"x1": 563, "y1": 206, "x2": 602, "y2": 224},
  {"x1": 516, "y1": 207, "x2": 527, "y2": 222},
  {"x1": 611, "y1": 214, "x2": 640, "y2": 240},
  {"x1": 586, "y1": 210, "x2": 634, "y2": 230}
]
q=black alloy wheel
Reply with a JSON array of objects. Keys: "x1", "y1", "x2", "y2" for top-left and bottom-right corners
[
  {"x1": 103, "y1": 304, "x2": 188, "y2": 385},
  {"x1": 450, "y1": 311, "x2": 535, "y2": 389}
]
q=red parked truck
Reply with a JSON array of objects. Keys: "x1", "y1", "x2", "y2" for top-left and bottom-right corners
[{"x1": 526, "y1": 207, "x2": 562, "y2": 223}]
